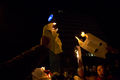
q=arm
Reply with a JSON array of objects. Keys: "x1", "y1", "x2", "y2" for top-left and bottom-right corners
[{"x1": 76, "y1": 46, "x2": 84, "y2": 78}]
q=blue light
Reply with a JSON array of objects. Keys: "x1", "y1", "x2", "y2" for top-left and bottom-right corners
[{"x1": 48, "y1": 14, "x2": 53, "y2": 22}]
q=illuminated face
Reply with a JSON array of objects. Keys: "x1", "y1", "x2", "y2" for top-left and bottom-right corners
[
  {"x1": 77, "y1": 68, "x2": 84, "y2": 78},
  {"x1": 97, "y1": 65, "x2": 104, "y2": 77}
]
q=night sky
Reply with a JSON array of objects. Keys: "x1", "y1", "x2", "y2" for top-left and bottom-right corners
[{"x1": 0, "y1": 1, "x2": 120, "y2": 62}]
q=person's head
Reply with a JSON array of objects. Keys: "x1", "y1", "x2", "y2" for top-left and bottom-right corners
[
  {"x1": 97, "y1": 65, "x2": 104, "y2": 77},
  {"x1": 77, "y1": 68, "x2": 84, "y2": 78}
]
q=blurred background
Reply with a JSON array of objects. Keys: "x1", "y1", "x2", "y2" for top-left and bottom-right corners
[{"x1": 0, "y1": 0, "x2": 120, "y2": 80}]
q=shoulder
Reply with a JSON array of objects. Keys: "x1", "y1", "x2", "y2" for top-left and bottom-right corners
[{"x1": 73, "y1": 75, "x2": 83, "y2": 80}]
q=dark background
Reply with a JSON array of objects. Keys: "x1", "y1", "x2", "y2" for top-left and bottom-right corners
[{"x1": 0, "y1": 0, "x2": 120, "y2": 63}]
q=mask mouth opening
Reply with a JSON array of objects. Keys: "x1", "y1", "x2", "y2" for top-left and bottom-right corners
[
  {"x1": 76, "y1": 35, "x2": 86, "y2": 42},
  {"x1": 52, "y1": 22, "x2": 58, "y2": 31},
  {"x1": 53, "y1": 25, "x2": 57, "y2": 29},
  {"x1": 80, "y1": 36, "x2": 86, "y2": 42}
]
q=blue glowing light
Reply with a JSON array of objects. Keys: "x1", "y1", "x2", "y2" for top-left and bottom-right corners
[{"x1": 48, "y1": 14, "x2": 53, "y2": 22}]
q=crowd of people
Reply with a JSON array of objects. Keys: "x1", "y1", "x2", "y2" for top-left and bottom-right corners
[
  {"x1": 50, "y1": 64, "x2": 119, "y2": 80},
  {"x1": 39, "y1": 22, "x2": 120, "y2": 80}
]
